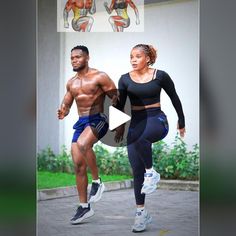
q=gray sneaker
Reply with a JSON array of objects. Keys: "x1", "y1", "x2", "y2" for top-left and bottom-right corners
[{"x1": 132, "y1": 209, "x2": 152, "y2": 232}]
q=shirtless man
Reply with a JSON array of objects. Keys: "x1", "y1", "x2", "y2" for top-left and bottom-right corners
[
  {"x1": 63, "y1": 0, "x2": 96, "y2": 32},
  {"x1": 104, "y1": 0, "x2": 140, "y2": 32},
  {"x1": 57, "y1": 45, "x2": 117, "y2": 224}
]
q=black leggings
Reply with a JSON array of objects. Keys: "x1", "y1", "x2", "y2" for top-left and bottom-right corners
[{"x1": 127, "y1": 108, "x2": 169, "y2": 205}]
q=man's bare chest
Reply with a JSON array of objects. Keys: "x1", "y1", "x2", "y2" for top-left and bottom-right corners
[{"x1": 70, "y1": 78, "x2": 100, "y2": 97}]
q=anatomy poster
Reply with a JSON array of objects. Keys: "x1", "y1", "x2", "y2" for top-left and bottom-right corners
[{"x1": 57, "y1": 0, "x2": 144, "y2": 32}]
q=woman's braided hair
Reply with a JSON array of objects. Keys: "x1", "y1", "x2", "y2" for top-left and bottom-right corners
[{"x1": 133, "y1": 44, "x2": 157, "y2": 66}]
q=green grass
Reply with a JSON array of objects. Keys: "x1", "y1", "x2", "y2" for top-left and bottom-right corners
[{"x1": 37, "y1": 171, "x2": 132, "y2": 189}]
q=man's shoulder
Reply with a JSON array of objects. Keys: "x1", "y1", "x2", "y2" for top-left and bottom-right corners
[
  {"x1": 66, "y1": 75, "x2": 77, "y2": 86},
  {"x1": 89, "y1": 68, "x2": 105, "y2": 74},
  {"x1": 69, "y1": 74, "x2": 77, "y2": 81},
  {"x1": 89, "y1": 68, "x2": 109, "y2": 79}
]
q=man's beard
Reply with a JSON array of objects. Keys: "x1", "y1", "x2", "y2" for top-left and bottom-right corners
[{"x1": 73, "y1": 64, "x2": 86, "y2": 72}]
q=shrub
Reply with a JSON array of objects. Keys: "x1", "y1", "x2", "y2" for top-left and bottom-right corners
[
  {"x1": 94, "y1": 145, "x2": 132, "y2": 175},
  {"x1": 37, "y1": 137, "x2": 199, "y2": 180},
  {"x1": 153, "y1": 135, "x2": 199, "y2": 180},
  {"x1": 37, "y1": 145, "x2": 74, "y2": 173}
]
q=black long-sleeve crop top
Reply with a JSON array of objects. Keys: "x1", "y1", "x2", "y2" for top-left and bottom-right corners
[{"x1": 116, "y1": 70, "x2": 185, "y2": 129}]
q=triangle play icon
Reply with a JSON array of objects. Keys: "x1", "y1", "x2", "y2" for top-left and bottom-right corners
[{"x1": 109, "y1": 106, "x2": 131, "y2": 130}]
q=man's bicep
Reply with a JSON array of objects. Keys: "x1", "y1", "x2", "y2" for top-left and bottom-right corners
[
  {"x1": 63, "y1": 82, "x2": 74, "y2": 106},
  {"x1": 100, "y1": 76, "x2": 118, "y2": 102},
  {"x1": 63, "y1": 91, "x2": 74, "y2": 107},
  {"x1": 100, "y1": 75, "x2": 117, "y2": 92}
]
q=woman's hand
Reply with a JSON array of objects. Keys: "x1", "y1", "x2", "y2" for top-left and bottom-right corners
[
  {"x1": 114, "y1": 125, "x2": 125, "y2": 143},
  {"x1": 177, "y1": 123, "x2": 186, "y2": 138},
  {"x1": 178, "y1": 128, "x2": 186, "y2": 138}
]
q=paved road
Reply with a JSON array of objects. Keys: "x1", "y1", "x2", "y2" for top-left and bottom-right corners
[{"x1": 38, "y1": 189, "x2": 198, "y2": 236}]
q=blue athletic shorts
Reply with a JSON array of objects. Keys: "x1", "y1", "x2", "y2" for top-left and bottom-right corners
[{"x1": 72, "y1": 113, "x2": 109, "y2": 143}]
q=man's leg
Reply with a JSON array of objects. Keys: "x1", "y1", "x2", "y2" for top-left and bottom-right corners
[
  {"x1": 76, "y1": 126, "x2": 99, "y2": 180},
  {"x1": 77, "y1": 126, "x2": 105, "y2": 203},
  {"x1": 71, "y1": 143, "x2": 88, "y2": 203},
  {"x1": 70, "y1": 142, "x2": 94, "y2": 224}
]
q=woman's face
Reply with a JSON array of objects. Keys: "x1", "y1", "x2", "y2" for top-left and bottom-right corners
[{"x1": 130, "y1": 48, "x2": 149, "y2": 71}]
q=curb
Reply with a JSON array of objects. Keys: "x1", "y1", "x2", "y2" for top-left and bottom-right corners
[
  {"x1": 158, "y1": 179, "x2": 199, "y2": 192},
  {"x1": 38, "y1": 179, "x2": 199, "y2": 201}
]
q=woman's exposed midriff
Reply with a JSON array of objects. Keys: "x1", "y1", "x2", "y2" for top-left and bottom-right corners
[{"x1": 131, "y1": 102, "x2": 161, "y2": 111}]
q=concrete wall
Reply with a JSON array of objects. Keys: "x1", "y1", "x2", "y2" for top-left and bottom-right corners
[{"x1": 38, "y1": 0, "x2": 62, "y2": 153}]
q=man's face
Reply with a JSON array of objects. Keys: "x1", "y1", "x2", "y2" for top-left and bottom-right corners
[{"x1": 71, "y1": 49, "x2": 89, "y2": 71}]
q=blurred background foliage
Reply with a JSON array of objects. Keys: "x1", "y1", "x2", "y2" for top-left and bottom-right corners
[{"x1": 37, "y1": 136, "x2": 199, "y2": 180}]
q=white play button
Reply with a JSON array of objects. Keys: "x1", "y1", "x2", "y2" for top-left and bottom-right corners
[{"x1": 109, "y1": 106, "x2": 131, "y2": 130}]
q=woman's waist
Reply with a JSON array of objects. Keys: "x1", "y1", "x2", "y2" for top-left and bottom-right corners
[
  {"x1": 131, "y1": 107, "x2": 164, "y2": 118},
  {"x1": 130, "y1": 107, "x2": 166, "y2": 125},
  {"x1": 131, "y1": 102, "x2": 161, "y2": 111}
]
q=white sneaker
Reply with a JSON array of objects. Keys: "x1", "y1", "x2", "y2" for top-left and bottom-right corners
[
  {"x1": 141, "y1": 169, "x2": 160, "y2": 194},
  {"x1": 132, "y1": 209, "x2": 152, "y2": 232}
]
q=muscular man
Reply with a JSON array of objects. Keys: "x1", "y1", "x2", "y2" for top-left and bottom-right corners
[
  {"x1": 104, "y1": 0, "x2": 140, "y2": 32},
  {"x1": 57, "y1": 45, "x2": 117, "y2": 224},
  {"x1": 63, "y1": 0, "x2": 96, "y2": 32}
]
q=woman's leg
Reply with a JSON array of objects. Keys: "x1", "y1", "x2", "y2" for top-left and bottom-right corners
[
  {"x1": 127, "y1": 141, "x2": 146, "y2": 206},
  {"x1": 127, "y1": 109, "x2": 169, "y2": 231},
  {"x1": 128, "y1": 113, "x2": 168, "y2": 169},
  {"x1": 128, "y1": 110, "x2": 169, "y2": 194},
  {"x1": 128, "y1": 140, "x2": 153, "y2": 232}
]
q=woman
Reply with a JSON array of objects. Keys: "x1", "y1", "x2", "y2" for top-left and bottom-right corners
[
  {"x1": 104, "y1": 0, "x2": 140, "y2": 32},
  {"x1": 114, "y1": 44, "x2": 186, "y2": 232}
]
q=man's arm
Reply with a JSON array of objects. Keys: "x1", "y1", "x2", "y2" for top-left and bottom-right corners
[
  {"x1": 98, "y1": 72, "x2": 118, "y2": 106},
  {"x1": 127, "y1": 0, "x2": 140, "y2": 25},
  {"x1": 104, "y1": 0, "x2": 115, "y2": 14},
  {"x1": 89, "y1": 0, "x2": 96, "y2": 14},
  {"x1": 57, "y1": 81, "x2": 74, "y2": 119},
  {"x1": 63, "y1": 0, "x2": 72, "y2": 28}
]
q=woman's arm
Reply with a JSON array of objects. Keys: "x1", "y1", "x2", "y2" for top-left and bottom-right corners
[{"x1": 160, "y1": 71, "x2": 185, "y2": 137}]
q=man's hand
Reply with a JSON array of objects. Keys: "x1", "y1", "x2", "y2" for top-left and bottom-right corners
[
  {"x1": 57, "y1": 108, "x2": 65, "y2": 120},
  {"x1": 57, "y1": 105, "x2": 69, "y2": 120},
  {"x1": 114, "y1": 125, "x2": 125, "y2": 143},
  {"x1": 136, "y1": 18, "x2": 140, "y2": 25},
  {"x1": 111, "y1": 94, "x2": 118, "y2": 106}
]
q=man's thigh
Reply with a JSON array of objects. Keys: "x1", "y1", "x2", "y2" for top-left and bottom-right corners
[
  {"x1": 77, "y1": 126, "x2": 99, "y2": 147},
  {"x1": 71, "y1": 143, "x2": 87, "y2": 165}
]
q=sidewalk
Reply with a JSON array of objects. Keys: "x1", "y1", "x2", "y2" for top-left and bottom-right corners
[{"x1": 38, "y1": 187, "x2": 199, "y2": 236}]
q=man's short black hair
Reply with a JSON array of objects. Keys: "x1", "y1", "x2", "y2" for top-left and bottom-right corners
[{"x1": 71, "y1": 45, "x2": 89, "y2": 55}]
